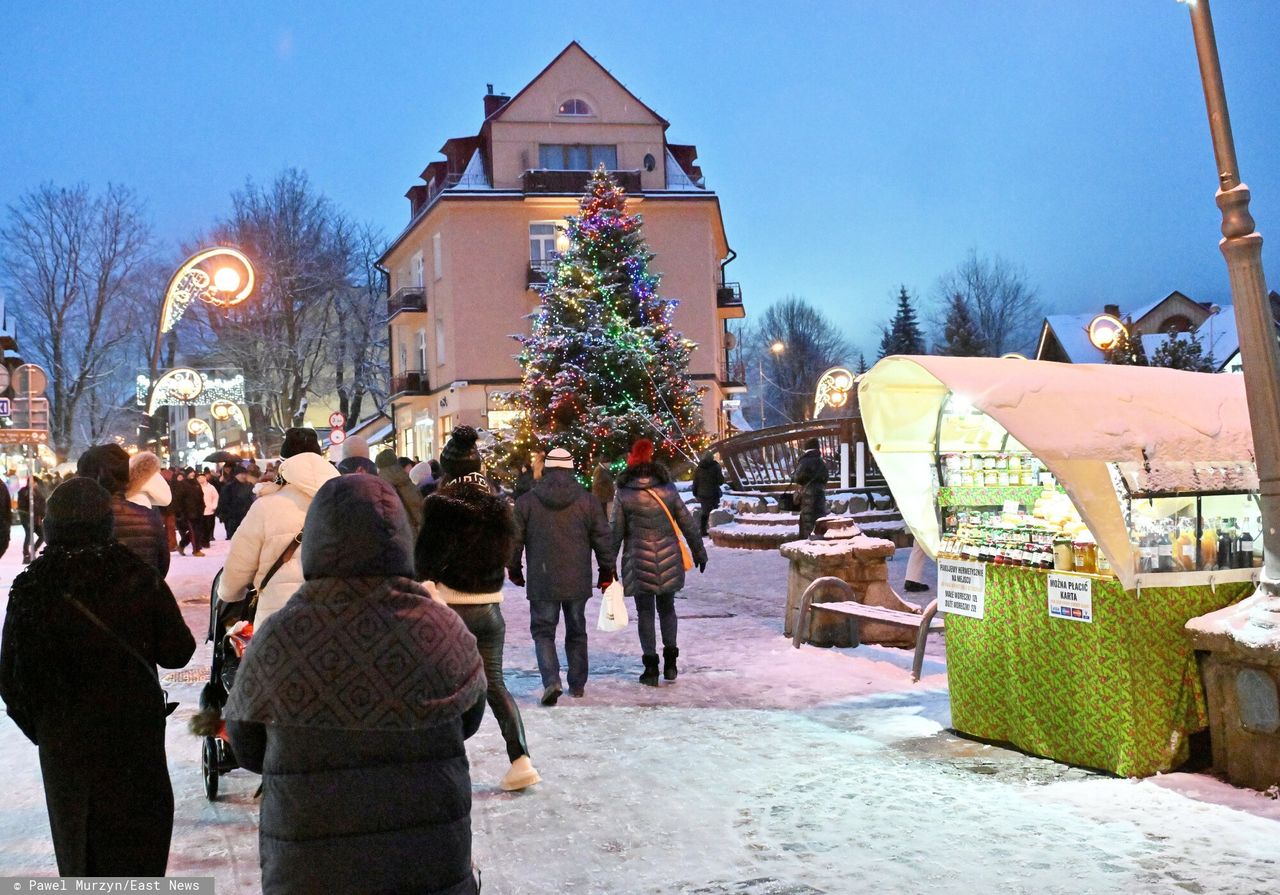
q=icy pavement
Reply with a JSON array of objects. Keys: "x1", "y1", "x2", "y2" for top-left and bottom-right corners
[{"x1": 2, "y1": 531, "x2": 1278, "y2": 893}]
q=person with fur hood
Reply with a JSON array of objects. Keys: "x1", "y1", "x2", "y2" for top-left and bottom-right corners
[
  {"x1": 126, "y1": 451, "x2": 171, "y2": 512},
  {"x1": 0, "y1": 478, "x2": 195, "y2": 876},
  {"x1": 217, "y1": 433, "x2": 339, "y2": 629},
  {"x1": 76, "y1": 444, "x2": 169, "y2": 576},
  {"x1": 416, "y1": 426, "x2": 541, "y2": 792},
  {"x1": 611, "y1": 439, "x2": 708, "y2": 686},
  {"x1": 226, "y1": 475, "x2": 487, "y2": 895}
]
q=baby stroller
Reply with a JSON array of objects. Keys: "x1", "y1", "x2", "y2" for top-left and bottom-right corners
[{"x1": 199, "y1": 569, "x2": 255, "y2": 800}]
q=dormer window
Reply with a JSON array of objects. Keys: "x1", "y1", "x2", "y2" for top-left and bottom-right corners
[{"x1": 558, "y1": 98, "x2": 592, "y2": 116}]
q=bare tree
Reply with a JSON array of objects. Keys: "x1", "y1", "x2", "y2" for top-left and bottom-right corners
[
  {"x1": 1, "y1": 183, "x2": 152, "y2": 458},
  {"x1": 932, "y1": 250, "x2": 1041, "y2": 357},
  {"x1": 744, "y1": 295, "x2": 851, "y2": 426},
  {"x1": 204, "y1": 169, "x2": 351, "y2": 447},
  {"x1": 332, "y1": 223, "x2": 390, "y2": 425}
]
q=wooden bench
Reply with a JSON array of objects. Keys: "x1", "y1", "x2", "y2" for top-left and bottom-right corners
[{"x1": 791, "y1": 576, "x2": 944, "y2": 682}]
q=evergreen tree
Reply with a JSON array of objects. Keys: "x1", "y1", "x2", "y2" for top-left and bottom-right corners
[
  {"x1": 856, "y1": 351, "x2": 868, "y2": 375},
  {"x1": 1104, "y1": 326, "x2": 1148, "y2": 366},
  {"x1": 879, "y1": 286, "x2": 927, "y2": 358},
  {"x1": 934, "y1": 293, "x2": 988, "y2": 356},
  {"x1": 1150, "y1": 326, "x2": 1216, "y2": 372},
  {"x1": 499, "y1": 169, "x2": 708, "y2": 474}
]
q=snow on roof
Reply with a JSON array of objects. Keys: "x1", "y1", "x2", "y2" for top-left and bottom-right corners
[{"x1": 1042, "y1": 313, "x2": 1103, "y2": 363}]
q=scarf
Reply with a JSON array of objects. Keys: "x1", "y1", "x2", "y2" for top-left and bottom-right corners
[{"x1": 224, "y1": 576, "x2": 485, "y2": 731}]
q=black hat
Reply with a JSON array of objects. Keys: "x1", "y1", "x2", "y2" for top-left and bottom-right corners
[
  {"x1": 45, "y1": 478, "x2": 114, "y2": 546},
  {"x1": 280, "y1": 427, "x2": 322, "y2": 458},
  {"x1": 439, "y1": 426, "x2": 482, "y2": 480},
  {"x1": 804, "y1": 438, "x2": 821, "y2": 451},
  {"x1": 338, "y1": 456, "x2": 379, "y2": 476},
  {"x1": 76, "y1": 444, "x2": 131, "y2": 495}
]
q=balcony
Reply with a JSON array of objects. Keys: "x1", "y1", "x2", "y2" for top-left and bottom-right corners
[
  {"x1": 717, "y1": 282, "x2": 745, "y2": 319},
  {"x1": 527, "y1": 260, "x2": 556, "y2": 290},
  {"x1": 390, "y1": 369, "x2": 429, "y2": 397},
  {"x1": 388, "y1": 286, "x2": 426, "y2": 317},
  {"x1": 719, "y1": 358, "x2": 747, "y2": 391},
  {"x1": 521, "y1": 169, "x2": 643, "y2": 195}
]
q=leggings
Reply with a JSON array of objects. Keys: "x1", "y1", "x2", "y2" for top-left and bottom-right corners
[
  {"x1": 633, "y1": 592, "x2": 678, "y2": 655},
  {"x1": 449, "y1": 602, "x2": 529, "y2": 763}
]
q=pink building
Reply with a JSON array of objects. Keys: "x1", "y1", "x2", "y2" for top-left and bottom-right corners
[{"x1": 379, "y1": 42, "x2": 745, "y2": 460}]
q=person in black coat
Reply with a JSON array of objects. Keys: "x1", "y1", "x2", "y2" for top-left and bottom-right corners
[
  {"x1": 171, "y1": 470, "x2": 205, "y2": 556},
  {"x1": 791, "y1": 438, "x2": 830, "y2": 538},
  {"x1": 0, "y1": 477, "x2": 12, "y2": 562},
  {"x1": 76, "y1": 444, "x2": 170, "y2": 575},
  {"x1": 508, "y1": 448, "x2": 614, "y2": 702},
  {"x1": 691, "y1": 452, "x2": 726, "y2": 536},
  {"x1": 218, "y1": 465, "x2": 259, "y2": 539},
  {"x1": 17, "y1": 476, "x2": 44, "y2": 563},
  {"x1": 611, "y1": 439, "x2": 707, "y2": 685},
  {"x1": 226, "y1": 475, "x2": 486, "y2": 895},
  {"x1": 0, "y1": 478, "x2": 196, "y2": 877}
]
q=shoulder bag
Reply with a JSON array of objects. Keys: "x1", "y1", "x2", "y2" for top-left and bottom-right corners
[
  {"x1": 643, "y1": 488, "x2": 694, "y2": 572},
  {"x1": 62, "y1": 592, "x2": 179, "y2": 717}
]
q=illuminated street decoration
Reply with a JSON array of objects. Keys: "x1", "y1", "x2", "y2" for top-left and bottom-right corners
[
  {"x1": 210, "y1": 399, "x2": 248, "y2": 429},
  {"x1": 158, "y1": 247, "x2": 254, "y2": 336},
  {"x1": 187, "y1": 418, "x2": 210, "y2": 438},
  {"x1": 814, "y1": 367, "x2": 856, "y2": 417},
  {"x1": 1088, "y1": 314, "x2": 1127, "y2": 351},
  {"x1": 141, "y1": 370, "x2": 246, "y2": 415}
]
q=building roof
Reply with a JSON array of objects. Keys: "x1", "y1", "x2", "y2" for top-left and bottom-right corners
[{"x1": 1039, "y1": 313, "x2": 1104, "y2": 363}]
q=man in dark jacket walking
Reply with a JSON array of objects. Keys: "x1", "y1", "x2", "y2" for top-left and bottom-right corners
[
  {"x1": 791, "y1": 438, "x2": 829, "y2": 539},
  {"x1": 76, "y1": 444, "x2": 170, "y2": 575},
  {"x1": 171, "y1": 469, "x2": 205, "y2": 556},
  {"x1": 218, "y1": 465, "x2": 259, "y2": 539},
  {"x1": 509, "y1": 448, "x2": 614, "y2": 704},
  {"x1": 691, "y1": 453, "x2": 726, "y2": 536}
]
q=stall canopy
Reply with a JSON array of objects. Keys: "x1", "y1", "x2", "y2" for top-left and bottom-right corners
[{"x1": 858, "y1": 356, "x2": 1255, "y2": 590}]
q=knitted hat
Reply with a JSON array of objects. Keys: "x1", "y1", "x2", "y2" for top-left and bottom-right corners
[
  {"x1": 45, "y1": 477, "x2": 114, "y2": 546},
  {"x1": 409, "y1": 461, "x2": 435, "y2": 485},
  {"x1": 77, "y1": 444, "x2": 131, "y2": 495},
  {"x1": 627, "y1": 438, "x2": 654, "y2": 467},
  {"x1": 280, "y1": 427, "x2": 322, "y2": 458},
  {"x1": 440, "y1": 426, "x2": 482, "y2": 479},
  {"x1": 804, "y1": 438, "x2": 821, "y2": 451},
  {"x1": 544, "y1": 448, "x2": 574, "y2": 469}
]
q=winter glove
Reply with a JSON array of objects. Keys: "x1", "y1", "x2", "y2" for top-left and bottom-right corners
[
  {"x1": 597, "y1": 569, "x2": 615, "y2": 592},
  {"x1": 508, "y1": 567, "x2": 525, "y2": 587},
  {"x1": 697, "y1": 559, "x2": 707, "y2": 573}
]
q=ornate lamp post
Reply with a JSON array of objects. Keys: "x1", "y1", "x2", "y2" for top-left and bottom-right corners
[{"x1": 1180, "y1": 0, "x2": 1280, "y2": 790}]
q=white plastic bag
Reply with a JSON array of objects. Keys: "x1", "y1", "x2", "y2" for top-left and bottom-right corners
[{"x1": 597, "y1": 580, "x2": 629, "y2": 632}]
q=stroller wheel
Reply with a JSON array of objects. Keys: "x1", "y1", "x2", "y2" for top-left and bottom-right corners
[{"x1": 202, "y1": 736, "x2": 220, "y2": 801}]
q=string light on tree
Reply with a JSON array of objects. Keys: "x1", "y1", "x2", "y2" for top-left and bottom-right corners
[{"x1": 497, "y1": 168, "x2": 709, "y2": 475}]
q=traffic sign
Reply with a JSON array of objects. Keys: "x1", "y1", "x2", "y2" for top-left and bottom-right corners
[
  {"x1": 328, "y1": 411, "x2": 346, "y2": 429},
  {"x1": 13, "y1": 364, "x2": 48, "y2": 397},
  {"x1": 0, "y1": 397, "x2": 9, "y2": 417},
  {"x1": 330, "y1": 428, "x2": 347, "y2": 446}
]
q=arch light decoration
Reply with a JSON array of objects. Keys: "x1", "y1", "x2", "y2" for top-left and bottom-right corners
[
  {"x1": 158, "y1": 247, "x2": 255, "y2": 336},
  {"x1": 147, "y1": 368, "x2": 204, "y2": 415},
  {"x1": 814, "y1": 367, "x2": 856, "y2": 418}
]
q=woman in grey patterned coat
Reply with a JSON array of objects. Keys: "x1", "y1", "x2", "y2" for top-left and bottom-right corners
[{"x1": 611, "y1": 439, "x2": 707, "y2": 686}]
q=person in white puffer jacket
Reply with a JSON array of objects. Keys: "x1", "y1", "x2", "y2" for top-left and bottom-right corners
[
  {"x1": 126, "y1": 451, "x2": 172, "y2": 510},
  {"x1": 217, "y1": 448, "x2": 339, "y2": 628}
]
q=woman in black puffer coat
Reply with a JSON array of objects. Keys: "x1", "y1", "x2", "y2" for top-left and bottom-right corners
[
  {"x1": 611, "y1": 439, "x2": 707, "y2": 686},
  {"x1": 0, "y1": 478, "x2": 195, "y2": 877},
  {"x1": 226, "y1": 475, "x2": 486, "y2": 895}
]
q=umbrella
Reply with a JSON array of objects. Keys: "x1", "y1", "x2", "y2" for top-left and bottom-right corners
[{"x1": 203, "y1": 450, "x2": 241, "y2": 464}]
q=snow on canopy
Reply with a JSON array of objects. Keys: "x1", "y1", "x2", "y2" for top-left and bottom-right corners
[{"x1": 858, "y1": 356, "x2": 1256, "y2": 591}]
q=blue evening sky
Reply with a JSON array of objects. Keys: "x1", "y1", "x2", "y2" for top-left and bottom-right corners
[{"x1": 2, "y1": 1, "x2": 1277, "y2": 356}]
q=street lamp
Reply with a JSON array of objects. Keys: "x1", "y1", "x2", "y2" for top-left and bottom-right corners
[
  {"x1": 759, "y1": 341, "x2": 786, "y2": 426},
  {"x1": 1180, "y1": 0, "x2": 1280, "y2": 612}
]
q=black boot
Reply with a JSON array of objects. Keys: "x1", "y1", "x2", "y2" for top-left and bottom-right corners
[
  {"x1": 639, "y1": 654, "x2": 660, "y2": 686},
  {"x1": 663, "y1": 646, "x2": 679, "y2": 681}
]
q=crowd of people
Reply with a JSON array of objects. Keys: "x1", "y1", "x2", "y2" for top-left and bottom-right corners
[{"x1": 0, "y1": 427, "x2": 727, "y2": 891}]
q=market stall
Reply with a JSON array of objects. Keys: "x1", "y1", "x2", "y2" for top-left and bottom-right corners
[{"x1": 859, "y1": 356, "x2": 1259, "y2": 777}]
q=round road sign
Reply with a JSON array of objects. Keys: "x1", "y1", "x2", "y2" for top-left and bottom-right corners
[
  {"x1": 328, "y1": 411, "x2": 346, "y2": 429},
  {"x1": 330, "y1": 428, "x2": 347, "y2": 446}
]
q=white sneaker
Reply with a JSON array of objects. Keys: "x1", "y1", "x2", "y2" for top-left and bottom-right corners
[{"x1": 499, "y1": 755, "x2": 541, "y2": 792}]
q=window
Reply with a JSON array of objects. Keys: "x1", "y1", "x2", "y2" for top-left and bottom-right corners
[
  {"x1": 415, "y1": 329, "x2": 427, "y2": 372},
  {"x1": 435, "y1": 318, "x2": 446, "y2": 366},
  {"x1": 538, "y1": 144, "x2": 617, "y2": 171},
  {"x1": 558, "y1": 98, "x2": 591, "y2": 116},
  {"x1": 439, "y1": 415, "x2": 453, "y2": 453},
  {"x1": 413, "y1": 413, "x2": 435, "y2": 462},
  {"x1": 1159, "y1": 314, "x2": 1193, "y2": 334},
  {"x1": 411, "y1": 251, "x2": 424, "y2": 287},
  {"x1": 529, "y1": 221, "x2": 560, "y2": 268},
  {"x1": 432, "y1": 233, "x2": 443, "y2": 280},
  {"x1": 397, "y1": 337, "x2": 408, "y2": 376}
]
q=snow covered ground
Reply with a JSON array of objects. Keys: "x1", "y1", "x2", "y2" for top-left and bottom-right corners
[{"x1": 2, "y1": 530, "x2": 1278, "y2": 893}]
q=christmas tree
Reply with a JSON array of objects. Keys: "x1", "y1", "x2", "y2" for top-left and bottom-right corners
[
  {"x1": 500, "y1": 169, "x2": 709, "y2": 474},
  {"x1": 879, "y1": 286, "x2": 927, "y2": 358},
  {"x1": 934, "y1": 293, "x2": 988, "y2": 356}
]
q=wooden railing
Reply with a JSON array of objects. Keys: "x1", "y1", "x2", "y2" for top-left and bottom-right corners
[{"x1": 710, "y1": 417, "x2": 883, "y2": 492}]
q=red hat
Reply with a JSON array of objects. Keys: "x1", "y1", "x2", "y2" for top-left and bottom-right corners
[{"x1": 628, "y1": 439, "x2": 654, "y2": 466}]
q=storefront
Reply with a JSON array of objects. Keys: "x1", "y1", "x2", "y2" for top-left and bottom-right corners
[{"x1": 859, "y1": 356, "x2": 1258, "y2": 777}]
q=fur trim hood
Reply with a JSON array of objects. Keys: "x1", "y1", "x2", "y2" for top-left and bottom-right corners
[
  {"x1": 615, "y1": 461, "x2": 672, "y2": 489},
  {"x1": 127, "y1": 451, "x2": 163, "y2": 497}
]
